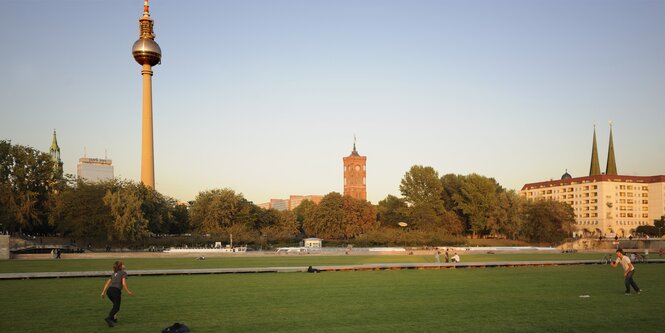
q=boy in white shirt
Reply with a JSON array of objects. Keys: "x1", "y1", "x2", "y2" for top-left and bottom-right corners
[{"x1": 610, "y1": 248, "x2": 641, "y2": 295}]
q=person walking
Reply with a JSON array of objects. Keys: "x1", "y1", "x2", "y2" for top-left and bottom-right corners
[
  {"x1": 434, "y1": 250, "x2": 440, "y2": 263},
  {"x1": 610, "y1": 249, "x2": 641, "y2": 295},
  {"x1": 101, "y1": 261, "x2": 133, "y2": 327}
]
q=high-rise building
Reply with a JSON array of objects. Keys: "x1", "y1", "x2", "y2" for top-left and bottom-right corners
[
  {"x1": 343, "y1": 140, "x2": 367, "y2": 200},
  {"x1": 77, "y1": 157, "x2": 114, "y2": 182},
  {"x1": 521, "y1": 126, "x2": 665, "y2": 237},
  {"x1": 132, "y1": 0, "x2": 161, "y2": 189},
  {"x1": 49, "y1": 129, "x2": 63, "y2": 179}
]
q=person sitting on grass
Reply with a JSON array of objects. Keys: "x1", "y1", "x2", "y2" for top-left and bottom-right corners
[
  {"x1": 451, "y1": 253, "x2": 460, "y2": 263},
  {"x1": 610, "y1": 248, "x2": 641, "y2": 295},
  {"x1": 101, "y1": 261, "x2": 133, "y2": 327}
]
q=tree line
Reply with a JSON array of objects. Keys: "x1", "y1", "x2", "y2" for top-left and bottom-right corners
[{"x1": 1, "y1": 140, "x2": 576, "y2": 245}]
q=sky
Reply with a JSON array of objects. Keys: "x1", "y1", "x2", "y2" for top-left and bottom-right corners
[{"x1": 1, "y1": 0, "x2": 664, "y2": 204}]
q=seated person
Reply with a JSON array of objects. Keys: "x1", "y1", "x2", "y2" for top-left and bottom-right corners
[{"x1": 451, "y1": 253, "x2": 461, "y2": 263}]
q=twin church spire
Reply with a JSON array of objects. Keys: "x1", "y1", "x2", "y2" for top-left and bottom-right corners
[{"x1": 589, "y1": 124, "x2": 617, "y2": 176}]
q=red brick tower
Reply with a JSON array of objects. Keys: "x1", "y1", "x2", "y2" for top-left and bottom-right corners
[{"x1": 343, "y1": 140, "x2": 367, "y2": 200}]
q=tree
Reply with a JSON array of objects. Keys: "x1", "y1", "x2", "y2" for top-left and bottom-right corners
[
  {"x1": 168, "y1": 203, "x2": 190, "y2": 234},
  {"x1": 260, "y1": 210, "x2": 299, "y2": 244},
  {"x1": 377, "y1": 195, "x2": 409, "y2": 227},
  {"x1": 293, "y1": 199, "x2": 316, "y2": 234},
  {"x1": 497, "y1": 190, "x2": 525, "y2": 239},
  {"x1": 400, "y1": 165, "x2": 444, "y2": 207},
  {"x1": 520, "y1": 199, "x2": 575, "y2": 243},
  {"x1": 303, "y1": 192, "x2": 345, "y2": 239},
  {"x1": 0, "y1": 140, "x2": 60, "y2": 234},
  {"x1": 50, "y1": 179, "x2": 116, "y2": 239},
  {"x1": 341, "y1": 195, "x2": 378, "y2": 238},
  {"x1": 189, "y1": 188, "x2": 256, "y2": 242},
  {"x1": 451, "y1": 174, "x2": 504, "y2": 237},
  {"x1": 103, "y1": 184, "x2": 149, "y2": 242},
  {"x1": 399, "y1": 165, "x2": 452, "y2": 230}
]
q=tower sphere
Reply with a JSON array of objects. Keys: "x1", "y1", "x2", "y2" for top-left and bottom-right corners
[{"x1": 132, "y1": 38, "x2": 161, "y2": 66}]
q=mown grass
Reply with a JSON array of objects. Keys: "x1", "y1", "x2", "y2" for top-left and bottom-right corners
[
  {"x1": 1, "y1": 264, "x2": 663, "y2": 332},
  {"x1": 0, "y1": 252, "x2": 627, "y2": 273}
]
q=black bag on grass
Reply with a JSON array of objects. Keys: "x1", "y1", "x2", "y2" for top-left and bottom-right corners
[{"x1": 162, "y1": 322, "x2": 190, "y2": 333}]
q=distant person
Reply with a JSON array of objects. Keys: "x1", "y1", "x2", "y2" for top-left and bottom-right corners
[
  {"x1": 610, "y1": 249, "x2": 641, "y2": 295},
  {"x1": 307, "y1": 266, "x2": 320, "y2": 273},
  {"x1": 434, "y1": 250, "x2": 440, "y2": 263},
  {"x1": 56, "y1": 249, "x2": 61, "y2": 259},
  {"x1": 444, "y1": 249, "x2": 450, "y2": 263},
  {"x1": 451, "y1": 253, "x2": 460, "y2": 263},
  {"x1": 101, "y1": 261, "x2": 134, "y2": 327}
]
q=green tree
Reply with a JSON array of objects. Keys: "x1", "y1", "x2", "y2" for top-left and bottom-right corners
[
  {"x1": 50, "y1": 179, "x2": 116, "y2": 239},
  {"x1": 342, "y1": 195, "x2": 378, "y2": 238},
  {"x1": 103, "y1": 184, "x2": 149, "y2": 241},
  {"x1": 451, "y1": 174, "x2": 504, "y2": 237},
  {"x1": 400, "y1": 165, "x2": 444, "y2": 207},
  {"x1": 293, "y1": 199, "x2": 316, "y2": 233},
  {"x1": 189, "y1": 188, "x2": 257, "y2": 242},
  {"x1": 260, "y1": 210, "x2": 299, "y2": 244},
  {"x1": 0, "y1": 140, "x2": 59, "y2": 234},
  {"x1": 377, "y1": 195, "x2": 409, "y2": 227},
  {"x1": 168, "y1": 203, "x2": 190, "y2": 234},
  {"x1": 520, "y1": 199, "x2": 575, "y2": 243},
  {"x1": 303, "y1": 192, "x2": 345, "y2": 239}
]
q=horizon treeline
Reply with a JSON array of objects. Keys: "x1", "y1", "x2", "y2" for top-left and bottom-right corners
[{"x1": 1, "y1": 140, "x2": 576, "y2": 246}]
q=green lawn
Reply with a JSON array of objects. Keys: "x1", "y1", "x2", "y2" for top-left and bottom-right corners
[
  {"x1": 0, "y1": 253, "x2": 624, "y2": 273},
  {"x1": 1, "y1": 264, "x2": 663, "y2": 332}
]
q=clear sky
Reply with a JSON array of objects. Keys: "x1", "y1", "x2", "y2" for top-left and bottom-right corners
[{"x1": 1, "y1": 0, "x2": 663, "y2": 204}]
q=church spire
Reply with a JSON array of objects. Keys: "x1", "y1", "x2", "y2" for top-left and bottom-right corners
[
  {"x1": 605, "y1": 123, "x2": 617, "y2": 175},
  {"x1": 50, "y1": 129, "x2": 60, "y2": 161},
  {"x1": 589, "y1": 126, "x2": 601, "y2": 176},
  {"x1": 49, "y1": 129, "x2": 63, "y2": 179}
]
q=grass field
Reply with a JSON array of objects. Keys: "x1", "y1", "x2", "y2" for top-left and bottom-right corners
[
  {"x1": 1, "y1": 259, "x2": 663, "y2": 332},
  {"x1": 0, "y1": 252, "x2": 624, "y2": 273}
]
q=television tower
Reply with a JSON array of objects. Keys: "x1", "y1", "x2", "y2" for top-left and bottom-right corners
[{"x1": 132, "y1": 0, "x2": 161, "y2": 189}]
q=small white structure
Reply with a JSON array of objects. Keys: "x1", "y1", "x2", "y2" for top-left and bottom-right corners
[{"x1": 303, "y1": 238, "x2": 322, "y2": 248}]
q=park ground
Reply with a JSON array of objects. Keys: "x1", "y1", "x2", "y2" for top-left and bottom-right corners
[{"x1": 1, "y1": 254, "x2": 664, "y2": 332}]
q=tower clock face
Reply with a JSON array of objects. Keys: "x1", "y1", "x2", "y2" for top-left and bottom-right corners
[{"x1": 355, "y1": 165, "x2": 360, "y2": 171}]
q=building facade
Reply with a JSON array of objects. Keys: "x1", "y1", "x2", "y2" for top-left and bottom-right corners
[
  {"x1": 521, "y1": 126, "x2": 665, "y2": 237},
  {"x1": 343, "y1": 142, "x2": 367, "y2": 200},
  {"x1": 259, "y1": 195, "x2": 323, "y2": 211},
  {"x1": 521, "y1": 175, "x2": 665, "y2": 237},
  {"x1": 77, "y1": 157, "x2": 114, "y2": 182}
]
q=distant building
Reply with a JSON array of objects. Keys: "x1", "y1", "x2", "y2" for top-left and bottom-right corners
[
  {"x1": 259, "y1": 195, "x2": 324, "y2": 211},
  {"x1": 521, "y1": 126, "x2": 665, "y2": 237},
  {"x1": 303, "y1": 238, "x2": 322, "y2": 248},
  {"x1": 289, "y1": 195, "x2": 324, "y2": 210},
  {"x1": 77, "y1": 157, "x2": 114, "y2": 182},
  {"x1": 270, "y1": 199, "x2": 289, "y2": 211},
  {"x1": 257, "y1": 202, "x2": 271, "y2": 210},
  {"x1": 343, "y1": 140, "x2": 367, "y2": 200}
]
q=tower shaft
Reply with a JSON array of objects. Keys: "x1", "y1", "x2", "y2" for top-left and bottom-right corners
[{"x1": 141, "y1": 64, "x2": 155, "y2": 188}]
